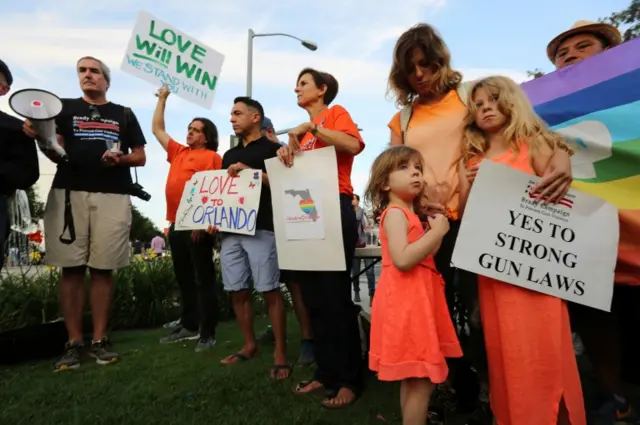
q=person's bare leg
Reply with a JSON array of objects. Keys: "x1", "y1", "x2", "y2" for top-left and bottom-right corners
[
  {"x1": 221, "y1": 289, "x2": 257, "y2": 363},
  {"x1": 286, "y1": 281, "x2": 312, "y2": 340},
  {"x1": 89, "y1": 269, "x2": 114, "y2": 341},
  {"x1": 264, "y1": 290, "x2": 289, "y2": 379},
  {"x1": 401, "y1": 378, "x2": 433, "y2": 425},
  {"x1": 60, "y1": 266, "x2": 87, "y2": 342}
]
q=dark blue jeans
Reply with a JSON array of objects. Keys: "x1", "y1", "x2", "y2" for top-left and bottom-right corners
[{"x1": 352, "y1": 258, "x2": 375, "y2": 296}]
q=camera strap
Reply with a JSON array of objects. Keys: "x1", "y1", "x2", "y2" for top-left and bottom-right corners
[
  {"x1": 59, "y1": 189, "x2": 76, "y2": 245},
  {"x1": 123, "y1": 106, "x2": 142, "y2": 189}
]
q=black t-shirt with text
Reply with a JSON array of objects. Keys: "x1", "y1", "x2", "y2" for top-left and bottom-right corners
[
  {"x1": 222, "y1": 136, "x2": 280, "y2": 232},
  {"x1": 52, "y1": 98, "x2": 147, "y2": 194}
]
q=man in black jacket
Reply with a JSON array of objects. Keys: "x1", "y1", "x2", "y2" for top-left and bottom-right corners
[{"x1": 0, "y1": 59, "x2": 40, "y2": 270}]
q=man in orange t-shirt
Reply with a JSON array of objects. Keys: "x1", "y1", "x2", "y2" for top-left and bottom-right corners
[
  {"x1": 152, "y1": 85, "x2": 223, "y2": 353},
  {"x1": 548, "y1": 21, "x2": 640, "y2": 423}
]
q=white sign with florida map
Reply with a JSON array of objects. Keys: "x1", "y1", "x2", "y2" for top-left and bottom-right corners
[{"x1": 265, "y1": 146, "x2": 345, "y2": 271}]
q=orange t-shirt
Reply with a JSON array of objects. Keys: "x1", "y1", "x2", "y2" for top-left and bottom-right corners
[
  {"x1": 388, "y1": 90, "x2": 467, "y2": 220},
  {"x1": 165, "y1": 138, "x2": 222, "y2": 223},
  {"x1": 298, "y1": 105, "x2": 364, "y2": 196}
]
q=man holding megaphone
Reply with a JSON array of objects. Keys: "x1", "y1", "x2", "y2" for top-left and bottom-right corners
[
  {"x1": 0, "y1": 59, "x2": 40, "y2": 270},
  {"x1": 23, "y1": 56, "x2": 148, "y2": 372}
]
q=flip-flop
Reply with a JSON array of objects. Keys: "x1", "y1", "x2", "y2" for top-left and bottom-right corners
[
  {"x1": 220, "y1": 352, "x2": 256, "y2": 365},
  {"x1": 292, "y1": 380, "x2": 325, "y2": 395},
  {"x1": 270, "y1": 364, "x2": 292, "y2": 380}
]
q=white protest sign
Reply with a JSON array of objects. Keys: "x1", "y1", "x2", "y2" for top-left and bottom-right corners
[
  {"x1": 265, "y1": 146, "x2": 345, "y2": 271},
  {"x1": 451, "y1": 160, "x2": 619, "y2": 312},
  {"x1": 120, "y1": 10, "x2": 225, "y2": 109},
  {"x1": 174, "y1": 169, "x2": 262, "y2": 235}
]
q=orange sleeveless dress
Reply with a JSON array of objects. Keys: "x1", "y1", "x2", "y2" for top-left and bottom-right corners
[
  {"x1": 369, "y1": 206, "x2": 462, "y2": 382},
  {"x1": 476, "y1": 145, "x2": 586, "y2": 425}
]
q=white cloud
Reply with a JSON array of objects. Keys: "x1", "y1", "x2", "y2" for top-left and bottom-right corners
[{"x1": 1, "y1": 0, "x2": 531, "y2": 229}]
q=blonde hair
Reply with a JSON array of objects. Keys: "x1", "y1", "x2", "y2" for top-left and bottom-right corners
[
  {"x1": 364, "y1": 146, "x2": 425, "y2": 223},
  {"x1": 462, "y1": 76, "x2": 573, "y2": 172},
  {"x1": 387, "y1": 23, "x2": 463, "y2": 108}
]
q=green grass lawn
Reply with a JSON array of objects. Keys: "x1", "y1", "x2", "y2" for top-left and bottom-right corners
[
  {"x1": 0, "y1": 315, "x2": 404, "y2": 425},
  {"x1": 2, "y1": 314, "x2": 638, "y2": 425}
]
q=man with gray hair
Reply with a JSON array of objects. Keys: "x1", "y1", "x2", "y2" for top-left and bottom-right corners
[{"x1": 23, "y1": 56, "x2": 148, "y2": 372}]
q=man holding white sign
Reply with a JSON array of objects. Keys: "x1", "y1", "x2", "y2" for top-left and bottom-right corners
[{"x1": 214, "y1": 97, "x2": 290, "y2": 380}]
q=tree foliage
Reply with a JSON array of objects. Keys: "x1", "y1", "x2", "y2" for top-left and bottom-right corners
[
  {"x1": 599, "y1": 0, "x2": 640, "y2": 42},
  {"x1": 526, "y1": 1, "x2": 639, "y2": 79},
  {"x1": 130, "y1": 205, "x2": 161, "y2": 243}
]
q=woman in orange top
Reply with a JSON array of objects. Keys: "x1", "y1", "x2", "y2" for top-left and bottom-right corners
[
  {"x1": 458, "y1": 76, "x2": 585, "y2": 425},
  {"x1": 151, "y1": 85, "x2": 223, "y2": 352},
  {"x1": 385, "y1": 23, "x2": 576, "y2": 419},
  {"x1": 277, "y1": 68, "x2": 365, "y2": 409}
]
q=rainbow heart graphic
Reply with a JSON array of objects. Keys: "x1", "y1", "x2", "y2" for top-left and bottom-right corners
[{"x1": 299, "y1": 199, "x2": 315, "y2": 215}]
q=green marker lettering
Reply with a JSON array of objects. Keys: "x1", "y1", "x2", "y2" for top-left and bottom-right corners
[{"x1": 191, "y1": 45, "x2": 206, "y2": 64}]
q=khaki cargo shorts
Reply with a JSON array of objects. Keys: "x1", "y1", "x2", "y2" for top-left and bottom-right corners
[{"x1": 44, "y1": 189, "x2": 132, "y2": 270}]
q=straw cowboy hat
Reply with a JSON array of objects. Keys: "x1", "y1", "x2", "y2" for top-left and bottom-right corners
[{"x1": 547, "y1": 20, "x2": 622, "y2": 62}]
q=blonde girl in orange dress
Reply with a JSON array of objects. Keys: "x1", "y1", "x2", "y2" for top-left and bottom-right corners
[
  {"x1": 458, "y1": 76, "x2": 586, "y2": 425},
  {"x1": 364, "y1": 146, "x2": 463, "y2": 425}
]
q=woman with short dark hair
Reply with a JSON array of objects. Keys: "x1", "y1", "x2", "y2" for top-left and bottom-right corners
[{"x1": 277, "y1": 68, "x2": 365, "y2": 409}]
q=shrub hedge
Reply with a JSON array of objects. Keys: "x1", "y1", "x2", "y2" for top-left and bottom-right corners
[{"x1": 0, "y1": 255, "x2": 282, "y2": 333}]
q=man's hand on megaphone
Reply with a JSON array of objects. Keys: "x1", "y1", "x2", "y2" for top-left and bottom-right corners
[
  {"x1": 102, "y1": 150, "x2": 123, "y2": 167},
  {"x1": 22, "y1": 119, "x2": 39, "y2": 140},
  {"x1": 156, "y1": 84, "x2": 170, "y2": 100}
]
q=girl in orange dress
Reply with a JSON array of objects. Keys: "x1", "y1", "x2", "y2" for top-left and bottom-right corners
[
  {"x1": 458, "y1": 76, "x2": 586, "y2": 425},
  {"x1": 365, "y1": 146, "x2": 463, "y2": 425}
]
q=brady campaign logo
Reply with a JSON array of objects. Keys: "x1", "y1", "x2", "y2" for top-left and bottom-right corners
[{"x1": 525, "y1": 182, "x2": 575, "y2": 209}]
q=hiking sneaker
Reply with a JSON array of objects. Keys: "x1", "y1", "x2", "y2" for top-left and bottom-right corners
[
  {"x1": 195, "y1": 337, "x2": 216, "y2": 353},
  {"x1": 257, "y1": 327, "x2": 275, "y2": 345},
  {"x1": 54, "y1": 341, "x2": 83, "y2": 372},
  {"x1": 89, "y1": 338, "x2": 119, "y2": 365},
  {"x1": 296, "y1": 339, "x2": 315, "y2": 366},
  {"x1": 159, "y1": 327, "x2": 199, "y2": 344}
]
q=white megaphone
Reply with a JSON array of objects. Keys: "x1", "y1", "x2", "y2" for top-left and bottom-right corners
[{"x1": 9, "y1": 88, "x2": 68, "y2": 161}]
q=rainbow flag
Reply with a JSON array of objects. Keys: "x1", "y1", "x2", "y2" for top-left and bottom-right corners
[
  {"x1": 521, "y1": 38, "x2": 640, "y2": 209},
  {"x1": 521, "y1": 39, "x2": 640, "y2": 285}
]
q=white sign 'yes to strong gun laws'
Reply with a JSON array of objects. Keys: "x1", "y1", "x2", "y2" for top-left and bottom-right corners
[
  {"x1": 452, "y1": 161, "x2": 619, "y2": 312},
  {"x1": 121, "y1": 10, "x2": 225, "y2": 109}
]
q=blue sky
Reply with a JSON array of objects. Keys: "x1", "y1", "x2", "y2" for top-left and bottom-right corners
[{"x1": 0, "y1": 0, "x2": 630, "y2": 230}]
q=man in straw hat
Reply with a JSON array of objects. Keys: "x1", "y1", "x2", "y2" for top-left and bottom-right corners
[
  {"x1": 547, "y1": 20, "x2": 640, "y2": 425},
  {"x1": 547, "y1": 20, "x2": 622, "y2": 69}
]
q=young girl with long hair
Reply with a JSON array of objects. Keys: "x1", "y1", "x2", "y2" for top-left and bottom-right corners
[
  {"x1": 458, "y1": 76, "x2": 585, "y2": 425},
  {"x1": 365, "y1": 146, "x2": 462, "y2": 425}
]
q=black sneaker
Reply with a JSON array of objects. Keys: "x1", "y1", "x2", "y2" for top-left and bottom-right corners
[
  {"x1": 89, "y1": 338, "x2": 119, "y2": 365},
  {"x1": 54, "y1": 341, "x2": 83, "y2": 372}
]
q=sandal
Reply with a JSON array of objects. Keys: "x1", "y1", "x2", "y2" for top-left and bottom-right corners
[
  {"x1": 220, "y1": 351, "x2": 257, "y2": 365},
  {"x1": 292, "y1": 380, "x2": 324, "y2": 395},
  {"x1": 270, "y1": 364, "x2": 292, "y2": 380}
]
